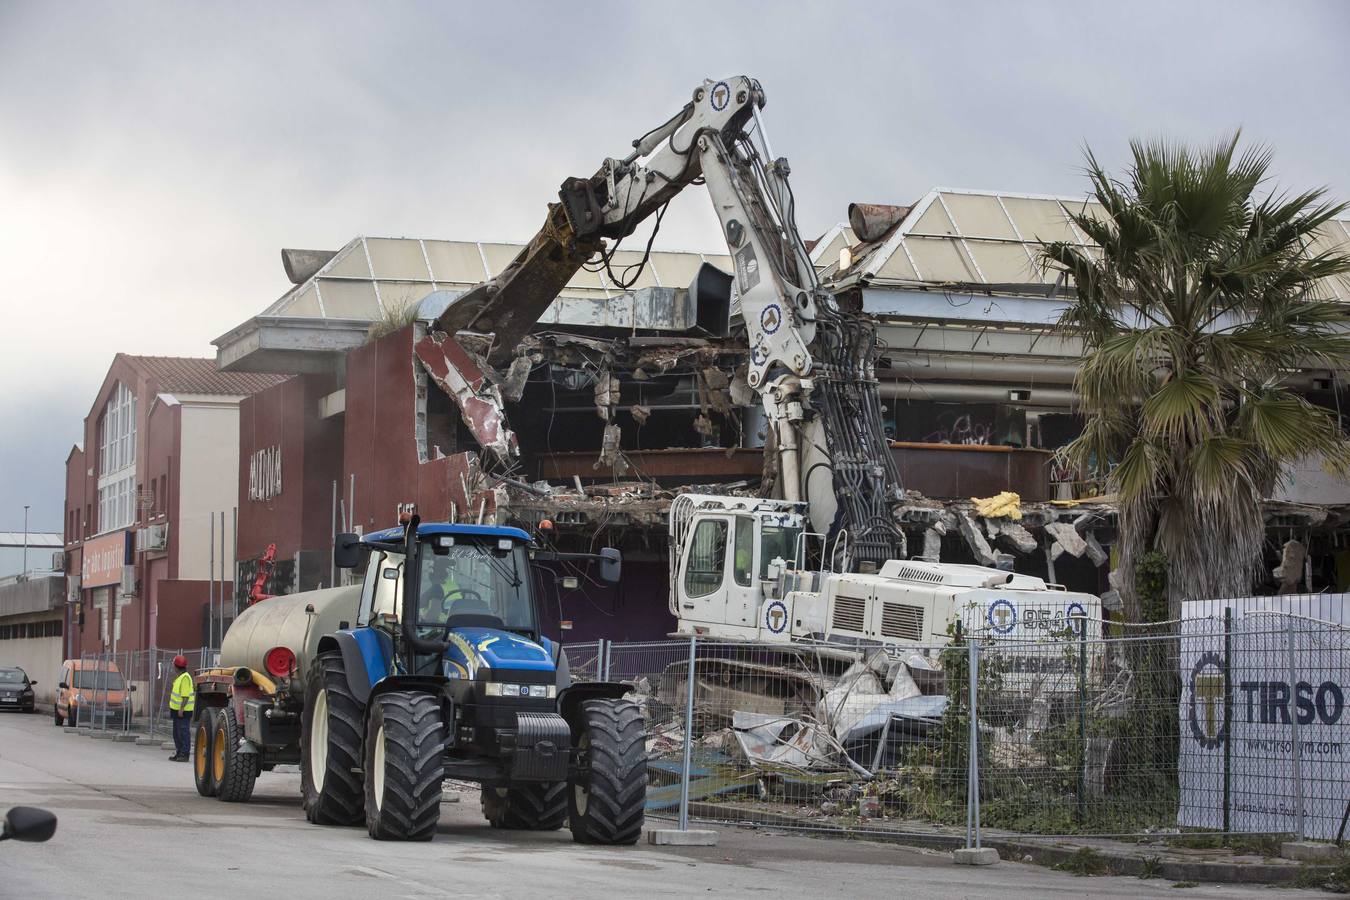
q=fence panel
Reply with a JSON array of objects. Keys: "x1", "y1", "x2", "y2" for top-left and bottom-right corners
[
  {"x1": 599, "y1": 614, "x2": 1350, "y2": 843},
  {"x1": 562, "y1": 641, "x2": 602, "y2": 683}
]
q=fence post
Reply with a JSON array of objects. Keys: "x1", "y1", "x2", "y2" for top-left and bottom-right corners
[
  {"x1": 678, "y1": 634, "x2": 698, "y2": 832},
  {"x1": 98, "y1": 650, "x2": 109, "y2": 732},
  {"x1": 1223, "y1": 608, "x2": 1232, "y2": 842},
  {"x1": 972, "y1": 639, "x2": 982, "y2": 852},
  {"x1": 1077, "y1": 612, "x2": 1087, "y2": 824},
  {"x1": 1286, "y1": 616, "x2": 1306, "y2": 841}
]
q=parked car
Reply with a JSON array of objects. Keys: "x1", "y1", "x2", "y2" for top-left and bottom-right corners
[
  {"x1": 0, "y1": 667, "x2": 36, "y2": 713},
  {"x1": 53, "y1": 659, "x2": 134, "y2": 727}
]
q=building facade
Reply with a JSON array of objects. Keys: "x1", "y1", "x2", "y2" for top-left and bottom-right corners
[
  {"x1": 211, "y1": 195, "x2": 1350, "y2": 647},
  {"x1": 63, "y1": 355, "x2": 283, "y2": 654}
]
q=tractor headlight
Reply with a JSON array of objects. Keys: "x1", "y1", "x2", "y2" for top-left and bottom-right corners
[{"x1": 484, "y1": 682, "x2": 556, "y2": 699}]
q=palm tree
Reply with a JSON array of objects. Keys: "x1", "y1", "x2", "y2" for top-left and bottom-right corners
[{"x1": 1042, "y1": 134, "x2": 1350, "y2": 621}]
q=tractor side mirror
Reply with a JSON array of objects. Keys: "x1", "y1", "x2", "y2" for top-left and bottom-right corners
[
  {"x1": 58, "y1": 682, "x2": 68, "y2": 690},
  {"x1": 598, "y1": 547, "x2": 622, "y2": 585},
  {"x1": 128, "y1": 685, "x2": 137, "y2": 692},
  {"x1": 1, "y1": 807, "x2": 57, "y2": 843},
  {"x1": 333, "y1": 532, "x2": 362, "y2": 569}
]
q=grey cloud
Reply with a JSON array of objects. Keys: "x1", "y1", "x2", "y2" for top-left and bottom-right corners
[{"x1": 0, "y1": 0, "x2": 1345, "y2": 524}]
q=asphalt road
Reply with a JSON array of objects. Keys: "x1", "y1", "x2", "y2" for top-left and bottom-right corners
[{"x1": 0, "y1": 712, "x2": 1330, "y2": 898}]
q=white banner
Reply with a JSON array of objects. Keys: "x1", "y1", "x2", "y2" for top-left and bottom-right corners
[{"x1": 1178, "y1": 597, "x2": 1350, "y2": 838}]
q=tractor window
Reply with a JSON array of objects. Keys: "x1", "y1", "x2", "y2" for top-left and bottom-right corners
[
  {"x1": 760, "y1": 524, "x2": 803, "y2": 578},
  {"x1": 684, "y1": 518, "x2": 728, "y2": 598},
  {"x1": 417, "y1": 541, "x2": 533, "y2": 632},
  {"x1": 733, "y1": 516, "x2": 754, "y2": 587},
  {"x1": 368, "y1": 553, "x2": 403, "y2": 623}
]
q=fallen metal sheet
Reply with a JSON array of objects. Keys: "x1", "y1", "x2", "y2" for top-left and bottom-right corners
[
  {"x1": 835, "y1": 695, "x2": 948, "y2": 745},
  {"x1": 415, "y1": 331, "x2": 518, "y2": 461},
  {"x1": 731, "y1": 711, "x2": 831, "y2": 770},
  {"x1": 644, "y1": 767, "x2": 758, "y2": 811}
]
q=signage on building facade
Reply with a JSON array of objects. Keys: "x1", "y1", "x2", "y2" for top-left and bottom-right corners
[
  {"x1": 81, "y1": 531, "x2": 130, "y2": 588},
  {"x1": 249, "y1": 445, "x2": 282, "y2": 501}
]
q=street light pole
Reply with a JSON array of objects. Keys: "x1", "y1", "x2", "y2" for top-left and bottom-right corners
[{"x1": 22, "y1": 504, "x2": 29, "y2": 578}]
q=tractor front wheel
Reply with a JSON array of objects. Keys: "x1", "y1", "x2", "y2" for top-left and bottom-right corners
[
  {"x1": 363, "y1": 691, "x2": 444, "y2": 841},
  {"x1": 568, "y1": 699, "x2": 646, "y2": 845},
  {"x1": 300, "y1": 651, "x2": 365, "y2": 825}
]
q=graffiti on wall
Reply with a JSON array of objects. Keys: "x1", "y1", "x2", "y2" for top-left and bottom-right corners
[{"x1": 921, "y1": 411, "x2": 993, "y2": 445}]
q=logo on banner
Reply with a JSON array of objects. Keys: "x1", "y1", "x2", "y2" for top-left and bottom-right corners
[
  {"x1": 1189, "y1": 650, "x2": 1227, "y2": 750},
  {"x1": 764, "y1": 600, "x2": 788, "y2": 634},
  {"x1": 987, "y1": 599, "x2": 1017, "y2": 634}
]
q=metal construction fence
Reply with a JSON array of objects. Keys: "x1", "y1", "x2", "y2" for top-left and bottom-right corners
[
  {"x1": 568, "y1": 612, "x2": 1350, "y2": 847},
  {"x1": 65, "y1": 648, "x2": 213, "y2": 740}
]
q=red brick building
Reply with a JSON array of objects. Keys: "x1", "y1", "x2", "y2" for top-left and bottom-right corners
[{"x1": 63, "y1": 356, "x2": 284, "y2": 653}]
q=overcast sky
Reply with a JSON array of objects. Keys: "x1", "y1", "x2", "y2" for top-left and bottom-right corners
[{"x1": 1, "y1": 1, "x2": 1346, "y2": 532}]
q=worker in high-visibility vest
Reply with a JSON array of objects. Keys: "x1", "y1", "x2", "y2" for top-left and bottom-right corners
[{"x1": 168, "y1": 655, "x2": 195, "y2": 762}]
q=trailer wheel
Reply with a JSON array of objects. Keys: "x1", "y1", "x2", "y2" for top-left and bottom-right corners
[
  {"x1": 301, "y1": 651, "x2": 365, "y2": 825},
  {"x1": 363, "y1": 691, "x2": 444, "y2": 841},
  {"x1": 482, "y1": 781, "x2": 567, "y2": 831},
  {"x1": 568, "y1": 699, "x2": 646, "y2": 845},
  {"x1": 193, "y1": 709, "x2": 218, "y2": 798},
  {"x1": 214, "y1": 707, "x2": 260, "y2": 803}
]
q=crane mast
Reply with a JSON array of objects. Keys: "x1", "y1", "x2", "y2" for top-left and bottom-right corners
[{"x1": 434, "y1": 76, "x2": 905, "y2": 569}]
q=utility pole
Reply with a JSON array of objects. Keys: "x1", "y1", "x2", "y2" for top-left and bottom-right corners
[{"x1": 22, "y1": 504, "x2": 29, "y2": 578}]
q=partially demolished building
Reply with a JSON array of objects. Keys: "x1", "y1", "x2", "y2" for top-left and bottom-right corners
[{"x1": 215, "y1": 189, "x2": 1350, "y2": 641}]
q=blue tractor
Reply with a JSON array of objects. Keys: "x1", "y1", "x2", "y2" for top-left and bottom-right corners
[{"x1": 297, "y1": 515, "x2": 645, "y2": 843}]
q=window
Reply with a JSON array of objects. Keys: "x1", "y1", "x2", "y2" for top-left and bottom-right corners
[
  {"x1": 418, "y1": 542, "x2": 532, "y2": 631},
  {"x1": 96, "y1": 382, "x2": 137, "y2": 533},
  {"x1": 72, "y1": 668, "x2": 125, "y2": 690},
  {"x1": 368, "y1": 554, "x2": 403, "y2": 622},
  {"x1": 683, "y1": 519, "x2": 728, "y2": 598},
  {"x1": 733, "y1": 516, "x2": 754, "y2": 587},
  {"x1": 760, "y1": 524, "x2": 805, "y2": 578}
]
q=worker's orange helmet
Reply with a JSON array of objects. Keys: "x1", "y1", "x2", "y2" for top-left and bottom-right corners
[{"x1": 173, "y1": 655, "x2": 188, "y2": 669}]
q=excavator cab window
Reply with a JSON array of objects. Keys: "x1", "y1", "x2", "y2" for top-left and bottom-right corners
[
  {"x1": 733, "y1": 517, "x2": 754, "y2": 588},
  {"x1": 760, "y1": 524, "x2": 803, "y2": 578},
  {"x1": 684, "y1": 518, "x2": 728, "y2": 598}
]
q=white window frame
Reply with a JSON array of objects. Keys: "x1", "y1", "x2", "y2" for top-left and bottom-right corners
[{"x1": 96, "y1": 382, "x2": 137, "y2": 534}]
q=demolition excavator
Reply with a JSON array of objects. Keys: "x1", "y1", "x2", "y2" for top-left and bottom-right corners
[
  {"x1": 185, "y1": 77, "x2": 1097, "y2": 846},
  {"x1": 431, "y1": 75, "x2": 1101, "y2": 652}
]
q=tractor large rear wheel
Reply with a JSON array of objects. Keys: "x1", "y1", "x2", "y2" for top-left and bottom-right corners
[
  {"x1": 363, "y1": 691, "x2": 444, "y2": 841},
  {"x1": 214, "y1": 707, "x2": 260, "y2": 802},
  {"x1": 301, "y1": 651, "x2": 365, "y2": 825},
  {"x1": 568, "y1": 699, "x2": 646, "y2": 845},
  {"x1": 482, "y1": 781, "x2": 567, "y2": 831}
]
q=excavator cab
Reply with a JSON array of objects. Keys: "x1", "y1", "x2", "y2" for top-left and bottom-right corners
[{"x1": 669, "y1": 494, "x2": 811, "y2": 640}]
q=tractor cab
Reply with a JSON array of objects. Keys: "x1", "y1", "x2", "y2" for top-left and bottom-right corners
[{"x1": 356, "y1": 523, "x2": 539, "y2": 641}]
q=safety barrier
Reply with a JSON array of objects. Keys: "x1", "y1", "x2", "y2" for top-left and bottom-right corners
[{"x1": 567, "y1": 610, "x2": 1350, "y2": 847}]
